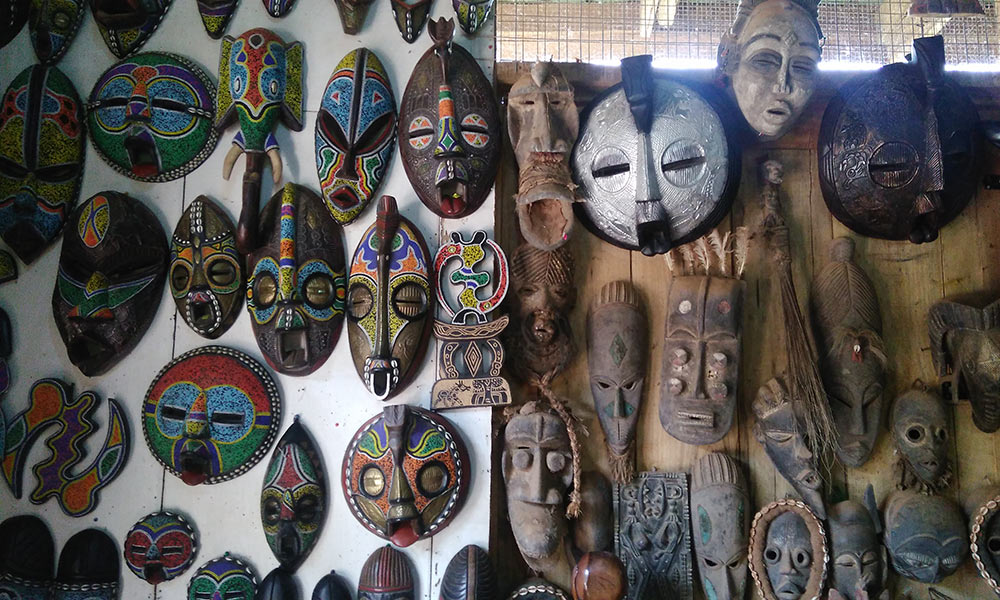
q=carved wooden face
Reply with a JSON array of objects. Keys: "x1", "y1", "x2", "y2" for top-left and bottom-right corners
[
  {"x1": 187, "y1": 555, "x2": 257, "y2": 600},
  {"x1": 764, "y1": 512, "x2": 813, "y2": 600},
  {"x1": 89, "y1": 0, "x2": 170, "y2": 58},
  {"x1": 358, "y1": 546, "x2": 414, "y2": 600},
  {"x1": 28, "y1": 0, "x2": 85, "y2": 64},
  {"x1": 970, "y1": 489, "x2": 1000, "y2": 591},
  {"x1": 690, "y1": 454, "x2": 748, "y2": 600},
  {"x1": 124, "y1": 512, "x2": 197, "y2": 584},
  {"x1": 827, "y1": 501, "x2": 884, "y2": 600},
  {"x1": 509, "y1": 244, "x2": 576, "y2": 380},
  {"x1": 885, "y1": 491, "x2": 968, "y2": 583},
  {"x1": 508, "y1": 63, "x2": 578, "y2": 170},
  {"x1": 195, "y1": 0, "x2": 237, "y2": 38},
  {"x1": 890, "y1": 386, "x2": 949, "y2": 490},
  {"x1": 440, "y1": 545, "x2": 495, "y2": 600}
]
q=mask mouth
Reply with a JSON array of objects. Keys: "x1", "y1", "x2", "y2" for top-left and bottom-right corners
[
  {"x1": 386, "y1": 514, "x2": 421, "y2": 548},
  {"x1": 276, "y1": 530, "x2": 300, "y2": 563},
  {"x1": 33, "y1": 25, "x2": 53, "y2": 59},
  {"x1": 328, "y1": 185, "x2": 361, "y2": 211},
  {"x1": 186, "y1": 290, "x2": 218, "y2": 330},
  {"x1": 93, "y1": 0, "x2": 148, "y2": 28},
  {"x1": 179, "y1": 450, "x2": 210, "y2": 486},
  {"x1": 764, "y1": 101, "x2": 793, "y2": 123},
  {"x1": 125, "y1": 130, "x2": 161, "y2": 179},
  {"x1": 438, "y1": 180, "x2": 467, "y2": 216},
  {"x1": 775, "y1": 580, "x2": 805, "y2": 600},
  {"x1": 919, "y1": 459, "x2": 940, "y2": 472},
  {"x1": 278, "y1": 329, "x2": 309, "y2": 370},
  {"x1": 143, "y1": 562, "x2": 166, "y2": 584},
  {"x1": 67, "y1": 334, "x2": 113, "y2": 372},
  {"x1": 796, "y1": 468, "x2": 822, "y2": 490}
]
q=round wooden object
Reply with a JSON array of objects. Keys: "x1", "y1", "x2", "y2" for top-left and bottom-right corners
[{"x1": 571, "y1": 552, "x2": 626, "y2": 600}]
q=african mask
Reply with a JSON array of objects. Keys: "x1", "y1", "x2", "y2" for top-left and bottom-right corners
[
  {"x1": 0, "y1": 0, "x2": 28, "y2": 47},
  {"x1": 358, "y1": 546, "x2": 414, "y2": 600},
  {"x1": 0, "y1": 515, "x2": 53, "y2": 600},
  {"x1": 188, "y1": 554, "x2": 258, "y2": 600},
  {"x1": 247, "y1": 183, "x2": 346, "y2": 376},
  {"x1": 0, "y1": 307, "x2": 10, "y2": 396},
  {"x1": 0, "y1": 65, "x2": 84, "y2": 265},
  {"x1": 753, "y1": 377, "x2": 826, "y2": 519},
  {"x1": 441, "y1": 545, "x2": 497, "y2": 600},
  {"x1": 316, "y1": 48, "x2": 397, "y2": 226},
  {"x1": 929, "y1": 297, "x2": 1000, "y2": 433},
  {"x1": 257, "y1": 568, "x2": 297, "y2": 600},
  {"x1": 509, "y1": 580, "x2": 570, "y2": 600},
  {"x1": 143, "y1": 345, "x2": 281, "y2": 486},
  {"x1": 811, "y1": 237, "x2": 886, "y2": 467},
  {"x1": 909, "y1": 0, "x2": 984, "y2": 15},
  {"x1": 331, "y1": 0, "x2": 371, "y2": 33},
  {"x1": 453, "y1": 0, "x2": 492, "y2": 35},
  {"x1": 587, "y1": 280, "x2": 646, "y2": 484},
  {"x1": 196, "y1": 0, "x2": 236, "y2": 38},
  {"x1": 53, "y1": 529, "x2": 120, "y2": 600},
  {"x1": 52, "y1": 191, "x2": 167, "y2": 376},
  {"x1": 689, "y1": 453, "x2": 749, "y2": 600},
  {"x1": 347, "y1": 195, "x2": 432, "y2": 400},
  {"x1": 889, "y1": 381, "x2": 951, "y2": 494},
  {"x1": 400, "y1": 17, "x2": 500, "y2": 219},
  {"x1": 88, "y1": 52, "x2": 218, "y2": 182},
  {"x1": 749, "y1": 500, "x2": 827, "y2": 600},
  {"x1": 170, "y1": 196, "x2": 242, "y2": 339},
  {"x1": 261, "y1": 0, "x2": 292, "y2": 17},
  {"x1": 884, "y1": 490, "x2": 968, "y2": 583},
  {"x1": 818, "y1": 35, "x2": 983, "y2": 243},
  {"x1": 390, "y1": 0, "x2": 430, "y2": 43},
  {"x1": 827, "y1": 495, "x2": 887, "y2": 600},
  {"x1": 573, "y1": 55, "x2": 740, "y2": 256},
  {"x1": 28, "y1": 0, "x2": 84, "y2": 64},
  {"x1": 572, "y1": 552, "x2": 626, "y2": 600},
  {"x1": 89, "y1": 0, "x2": 171, "y2": 58},
  {"x1": 312, "y1": 571, "x2": 351, "y2": 600},
  {"x1": 216, "y1": 28, "x2": 303, "y2": 254},
  {"x1": 260, "y1": 419, "x2": 326, "y2": 571},
  {"x1": 124, "y1": 511, "x2": 198, "y2": 584},
  {"x1": 966, "y1": 485, "x2": 1000, "y2": 594}
]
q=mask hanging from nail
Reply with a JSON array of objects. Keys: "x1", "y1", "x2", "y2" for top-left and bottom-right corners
[
  {"x1": 124, "y1": 511, "x2": 198, "y2": 585},
  {"x1": 827, "y1": 490, "x2": 887, "y2": 600},
  {"x1": 52, "y1": 529, "x2": 119, "y2": 600},
  {"x1": 331, "y1": 0, "x2": 372, "y2": 33},
  {"x1": 28, "y1": 0, "x2": 85, "y2": 64},
  {"x1": 89, "y1": 0, "x2": 171, "y2": 58},
  {"x1": 440, "y1": 545, "x2": 496, "y2": 600}
]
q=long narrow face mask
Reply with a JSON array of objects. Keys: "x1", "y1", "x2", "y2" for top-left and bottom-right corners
[
  {"x1": 187, "y1": 554, "x2": 257, "y2": 600},
  {"x1": 389, "y1": 0, "x2": 431, "y2": 43},
  {"x1": 28, "y1": 0, "x2": 85, "y2": 64},
  {"x1": 316, "y1": 48, "x2": 397, "y2": 226},
  {"x1": 748, "y1": 500, "x2": 828, "y2": 600},
  {"x1": 196, "y1": 0, "x2": 236, "y2": 38},
  {"x1": 0, "y1": 65, "x2": 85, "y2": 265},
  {"x1": 827, "y1": 496, "x2": 886, "y2": 600},
  {"x1": 690, "y1": 453, "x2": 749, "y2": 600},
  {"x1": 884, "y1": 491, "x2": 968, "y2": 583},
  {"x1": 399, "y1": 17, "x2": 500, "y2": 219},
  {"x1": 358, "y1": 546, "x2": 414, "y2": 600},
  {"x1": 124, "y1": 511, "x2": 198, "y2": 585},
  {"x1": 89, "y1": 0, "x2": 171, "y2": 58},
  {"x1": 452, "y1": 0, "x2": 493, "y2": 35}
]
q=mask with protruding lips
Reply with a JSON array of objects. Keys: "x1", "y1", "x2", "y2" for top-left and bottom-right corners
[
  {"x1": 124, "y1": 511, "x2": 198, "y2": 585},
  {"x1": 89, "y1": 0, "x2": 171, "y2": 58}
]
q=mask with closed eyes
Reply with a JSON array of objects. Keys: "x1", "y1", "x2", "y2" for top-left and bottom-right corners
[
  {"x1": 187, "y1": 554, "x2": 257, "y2": 600},
  {"x1": 195, "y1": 0, "x2": 236, "y2": 38},
  {"x1": 966, "y1": 484, "x2": 1000, "y2": 595},
  {"x1": 827, "y1": 498, "x2": 887, "y2": 600},
  {"x1": 89, "y1": 0, "x2": 171, "y2": 58},
  {"x1": 124, "y1": 511, "x2": 198, "y2": 584},
  {"x1": 28, "y1": 0, "x2": 85, "y2": 64},
  {"x1": 749, "y1": 502, "x2": 827, "y2": 600},
  {"x1": 690, "y1": 453, "x2": 749, "y2": 600},
  {"x1": 885, "y1": 490, "x2": 968, "y2": 583},
  {"x1": 358, "y1": 546, "x2": 414, "y2": 600},
  {"x1": 889, "y1": 382, "x2": 951, "y2": 494}
]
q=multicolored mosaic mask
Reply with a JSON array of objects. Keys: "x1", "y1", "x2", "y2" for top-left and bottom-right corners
[
  {"x1": 89, "y1": 0, "x2": 171, "y2": 58},
  {"x1": 0, "y1": 0, "x2": 28, "y2": 48},
  {"x1": 400, "y1": 17, "x2": 500, "y2": 219},
  {"x1": 332, "y1": 0, "x2": 372, "y2": 33},
  {"x1": 452, "y1": 0, "x2": 493, "y2": 35},
  {"x1": 188, "y1": 554, "x2": 258, "y2": 600},
  {"x1": 52, "y1": 191, "x2": 167, "y2": 376},
  {"x1": 216, "y1": 28, "x2": 303, "y2": 254},
  {"x1": 390, "y1": 0, "x2": 431, "y2": 43},
  {"x1": 0, "y1": 65, "x2": 84, "y2": 265},
  {"x1": 124, "y1": 511, "x2": 198, "y2": 584},
  {"x1": 196, "y1": 0, "x2": 237, "y2": 38},
  {"x1": 690, "y1": 453, "x2": 750, "y2": 600},
  {"x1": 261, "y1": 0, "x2": 292, "y2": 17},
  {"x1": 247, "y1": 183, "x2": 346, "y2": 376},
  {"x1": 28, "y1": 0, "x2": 85, "y2": 64},
  {"x1": 358, "y1": 545, "x2": 414, "y2": 600},
  {"x1": 143, "y1": 345, "x2": 281, "y2": 486},
  {"x1": 0, "y1": 515, "x2": 54, "y2": 600},
  {"x1": 342, "y1": 404, "x2": 470, "y2": 548},
  {"x1": 316, "y1": 48, "x2": 397, "y2": 226},
  {"x1": 88, "y1": 52, "x2": 218, "y2": 182},
  {"x1": 170, "y1": 196, "x2": 242, "y2": 339},
  {"x1": 347, "y1": 195, "x2": 432, "y2": 400},
  {"x1": 884, "y1": 490, "x2": 968, "y2": 583},
  {"x1": 260, "y1": 419, "x2": 326, "y2": 572}
]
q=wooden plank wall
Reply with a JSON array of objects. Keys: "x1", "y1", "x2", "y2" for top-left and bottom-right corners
[{"x1": 491, "y1": 62, "x2": 1000, "y2": 599}]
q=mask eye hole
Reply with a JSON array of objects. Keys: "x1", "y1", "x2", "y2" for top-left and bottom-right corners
[
  {"x1": 702, "y1": 557, "x2": 719, "y2": 568},
  {"x1": 254, "y1": 274, "x2": 277, "y2": 308},
  {"x1": 988, "y1": 536, "x2": 1000, "y2": 554},
  {"x1": 906, "y1": 426, "x2": 924, "y2": 442},
  {"x1": 0, "y1": 156, "x2": 29, "y2": 179},
  {"x1": 304, "y1": 274, "x2": 335, "y2": 309},
  {"x1": 869, "y1": 142, "x2": 919, "y2": 189},
  {"x1": 748, "y1": 50, "x2": 782, "y2": 74},
  {"x1": 417, "y1": 461, "x2": 449, "y2": 497},
  {"x1": 348, "y1": 284, "x2": 373, "y2": 319},
  {"x1": 262, "y1": 497, "x2": 280, "y2": 524},
  {"x1": 793, "y1": 550, "x2": 810, "y2": 568},
  {"x1": 361, "y1": 466, "x2": 385, "y2": 497},
  {"x1": 590, "y1": 146, "x2": 630, "y2": 193},
  {"x1": 171, "y1": 265, "x2": 191, "y2": 292},
  {"x1": 392, "y1": 282, "x2": 427, "y2": 319},
  {"x1": 297, "y1": 494, "x2": 318, "y2": 522},
  {"x1": 935, "y1": 428, "x2": 948, "y2": 442},
  {"x1": 207, "y1": 260, "x2": 236, "y2": 287},
  {"x1": 511, "y1": 448, "x2": 532, "y2": 470},
  {"x1": 161, "y1": 405, "x2": 186, "y2": 421},
  {"x1": 661, "y1": 140, "x2": 707, "y2": 187},
  {"x1": 764, "y1": 547, "x2": 780, "y2": 564}
]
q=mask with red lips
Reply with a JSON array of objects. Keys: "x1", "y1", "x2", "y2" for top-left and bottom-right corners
[{"x1": 124, "y1": 511, "x2": 198, "y2": 585}]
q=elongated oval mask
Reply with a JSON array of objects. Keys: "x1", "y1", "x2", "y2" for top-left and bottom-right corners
[
  {"x1": 690, "y1": 453, "x2": 749, "y2": 600},
  {"x1": 188, "y1": 554, "x2": 257, "y2": 600},
  {"x1": 124, "y1": 511, "x2": 198, "y2": 584},
  {"x1": 827, "y1": 497, "x2": 885, "y2": 600},
  {"x1": 358, "y1": 546, "x2": 414, "y2": 600},
  {"x1": 749, "y1": 500, "x2": 828, "y2": 600},
  {"x1": 89, "y1": 0, "x2": 171, "y2": 58},
  {"x1": 28, "y1": 0, "x2": 85, "y2": 64}
]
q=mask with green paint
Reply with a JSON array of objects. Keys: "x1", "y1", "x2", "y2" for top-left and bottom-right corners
[
  {"x1": 28, "y1": 0, "x2": 85, "y2": 64},
  {"x1": 690, "y1": 453, "x2": 749, "y2": 600},
  {"x1": 187, "y1": 554, "x2": 257, "y2": 600}
]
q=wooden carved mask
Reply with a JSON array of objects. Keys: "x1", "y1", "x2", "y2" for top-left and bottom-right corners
[
  {"x1": 690, "y1": 453, "x2": 749, "y2": 600},
  {"x1": 52, "y1": 529, "x2": 120, "y2": 600},
  {"x1": 312, "y1": 571, "x2": 351, "y2": 600},
  {"x1": 124, "y1": 511, "x2": 198, "y2": 584},
  {"x1": 889, "y1": 382, "x2": 951, "y2": 493},
  {"x1": 89, "y1": 0, "x2": 170, "y2": 58},
  {"x1": 332, "y1": 0, "x2": 373, "y2": 33},
  {"x1": 257, "y1": 568, "x2": 296, "y2": 600},
  {"x1": 749, "y1": 500, "x2": 828, "y2": 600},
  {"x1": 0, "y1": 515, "x2": 54, "y2": 599},
  {"x1": 967, "y1": 485, "x2": 1000, "y2": 595},
  {"x1": 440, "y1": 545, "x2": 496, "y2": 600},
  {"x1": 196, "y1": 0, "x2": 237, "y2": 38},
  {"x1": 188, "y1": 554, "x2": 257, "y2": 600},
  {"x1": 358, "y1": 546, "x2": 414, "y2": 600},
  {"x1": 28, "y1": 0, "x2": 85, "y2": 64},
  {"x1": 884, "y1": 490, "x2": 968, "y2": 583},
  {"x1": 827, "y1": 496, "x2": 887, "y2": 600}
]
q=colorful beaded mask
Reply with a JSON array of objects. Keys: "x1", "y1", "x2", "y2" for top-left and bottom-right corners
[
  {"x1": 143, "y1": 345, "x2": 281, "y2": 486},
  {"x1": 0, "y1": 65, "x2": 84, "y2": 265},
  {"x1": 196, "y1": 0, "x2": 237, "y2": 38},
  {"x1": 452, "y1": 0, "x2": 493, "y2": 35},
  {"x1": 188, "y1": 554, "x2": 257, "y2": 600},
  {"x1": 342, "y1": 405, "x2": 470, "y2": 547},
  {"x1": 28, "y1": 0, "x2": 85, "y2": 64},
  {"x1": 89, "y1": 0, "x2": 171, "y2": 58},
  {"x1": 261, "y1": 0, "x2": 292, "y2": 17},
  {"x1": 316, "y1": 48, "x2": 397, "y2": 225},
  {"x1": 52, "y1": 191, "x2": 167, "y2": 376},
  {"x1": 246, "y1": 183, "x2": 346, "y2": 376},
  {"x1": 124, "y1": 511, "x2": 198, "y2": 584}
]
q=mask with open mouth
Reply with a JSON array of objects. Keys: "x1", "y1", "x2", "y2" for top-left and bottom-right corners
[
  {"x1": 690, "y1": 453, "x2": 750, "y2": 600},
  {"x1": 884, "y1": 490, "x2": 968, "y2": 583},
  {"x1": 187, "y1": 554, "x2": 257, "y2": 600},
  {"x1": 827, "y1": 494, "x2": 887, "y2": 600},
  {"x1": 124, "y1": 511, "x2": 198, "y2": 585},
  {"x1": 89, "y1": 0, "x2": 171, "y2": 58},
  {"x1": 749, "y1": 500, "x2": 827, "y2": 600},
  {"x1": 358, "y1": 546, "x2": 414, "y2": 600},
  {"x1": 143, "y1": 345, "x2": 281, "y2": 486},
  {"x1": 195, "y1": 0, "x2": 236, "y2": 38},
  {"x1": 88, "y1": 52, "x2": 218, "y2": 182},
  {"x1": 247, "y1": 183, "x2": 346, "y2": 376},
  {"x1": 0, "y1": 65, "x2": 85, "y2": 265},
  {"x1": 889, "y1": 381, "x2": 951, "y2": 494},
  {"x1": 343, "y1": 405, "x2": 470, "y2": 548},
  {"x1": 399, "y1": 17, "x2": 499, "y2": 219},
  {"x1": 52, "y1": 191, "x2": 167, "y2": 376},
  {"x1": 28, "y1": 0, "x2": 85, "y2": 64}
]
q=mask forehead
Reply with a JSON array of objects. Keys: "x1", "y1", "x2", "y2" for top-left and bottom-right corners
[
  {"x1": 28, "y1": 0, "x2": 85, "y2": 64},
  {"x1": 358, "y1": 546, "x2": 414, "y2": 598},
  {"x1": 188, "y1": 555, "x2": 257, "y2": 600},
  {"x1": 90, "y1": 0, "x2": 171, "y2": 58},
  {"x1": 196, "y1": 0, "x2": 237, "y2": 38},
  {"x1": 124, "y1": 511, "x2": 197, "y2": 583}
]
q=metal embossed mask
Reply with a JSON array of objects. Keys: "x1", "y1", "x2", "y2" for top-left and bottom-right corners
[
  {"x1": 52, "y1": 191, "x2": 167, "y2": 376},
  {"x1": 889, "y1": 382, "x2": 951, "y2": 493},
  {"x1": 89, "y1": 0, "x2": 171, "y2": 58},
  {"x1": 124, "y1": 511, "x2": 198, "y2": 584},
  {"x1": 316, "y1": 48, "x2": 397, "y2": 226},
  {"x1": 358, "y1": 546, "x2": 414, "y2": 600},
  {"x1": 88, "y1": 52, "x2": 218, "y2": 182},
  {"x1": 749, "y1": 501, "x2": 827, "y2": 600},
  {"x1": 690, "y1": 453, "x2": 749, "y2": 600},
  {"x1": 342, "y1": 405, "x2": 470, "y2": 548},
  {"x1": 188, "y1": 554, "x2": 257, "y2": 600},
  {"x1": 818, "y1": 35, "x2": 982, "y2": 243},
  {"x1": 884, "y1": 490, "x2": 968, "y2": 583},
  {"x1": 827, "y1": 496, "x2": 886, "y2": 600},
  {"x1": 400, "y1": 17, "x2": 500, "y2": 219},
  {"x1": 28, "y1": 0, "x2": 85, "y2": 64},
  {"x1": 247, "y1": 184, "x2": 346, "y2": 376},
  {"x1": 452, "y1": 0, "x2": 492, "y2": 35},
  {"x1": 196, "y1": 0, "x2": 236, "y2": 38},
  {"x1": 0, "y1": 65, "x2": 84, "y2": 265}
]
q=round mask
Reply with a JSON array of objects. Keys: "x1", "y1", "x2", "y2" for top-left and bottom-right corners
[
  {"x1": 143, "y1": 345, "x2": 281, "y2": 486},
  {"x1": 124, "y1": 511, "x2": 198, "y2": 584},
  {"x1": 88, "y1": 51, "x2": 218, "y2": 182},
  {"x1": 342, "y1": 404, "x2": 470, "y2": 548},
  {"x1": 188, "y1": 554, "x2": 257, "y2": 600},
  {"x1": 884, "y1": 490, "x2": 968, "y2": 583}
]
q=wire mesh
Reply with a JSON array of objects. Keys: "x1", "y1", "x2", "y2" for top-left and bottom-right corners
[{"x1": 495, "y1": 0, "x2": 1000, "y2": 67}]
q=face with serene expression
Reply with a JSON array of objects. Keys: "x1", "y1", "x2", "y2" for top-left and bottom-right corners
[
  {"x1": 885, "y1": 491, "x2": 968, "y2": 583},
  {"x1": 764, "y1": 512, "x2": 812, "y2": 600},
  {"x1": 691, "y1": 453, "x2": 749, "y2": 600},
  {"x1": 828, "y1": 501, "x2": 884, "y2": 600}
]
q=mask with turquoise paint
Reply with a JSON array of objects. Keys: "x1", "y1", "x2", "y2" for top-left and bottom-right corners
[
  {"x1": 690, "y1": 453, "x2": 749, "y2": 600},
  {"x1": 89, "y1": 0, "x2": 171, "y2": 58},
  {"x1": 28, "y1": 0, "x2": 85, "y2": 64},
  {"x1": 187, "y1": 554, "x2": 257, "y2": 600},
  {"x1": 452, "y1": 0, "x2": 493, "y2": 35},
  {"x1": 52, "y1": 191, "x2": 167, "y2": 376}
]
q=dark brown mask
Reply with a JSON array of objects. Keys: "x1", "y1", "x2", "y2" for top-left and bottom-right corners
[
  {"x1": 890, "y1": 381, "x2": 951, "y2": 494},
  {"x1": 827, "y1": 495, "x2": 886, "y2": 600},
  {"x1": 359, "y1": 547, "x2": 416, "y2": 600},
  {"x1": 332, "y1": 0, "x2": 373, "y2": 34},
  {"x1": 885, "y1": 490, "x2": 968, "y2": 583},
  {"x1": 440, "y1": 545, "x2": 496, "y2": 600},
  {"x1": 749, "y1": 500, "x2": 828, "y2": 600},
  {"x1": 966, "y1": 484, "x2": 1000, "y2": 595},
  {"x1": 690, "y1": 453, "x2": 749, "y2": 600}
]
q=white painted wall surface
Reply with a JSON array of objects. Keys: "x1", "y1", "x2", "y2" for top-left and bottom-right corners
[{"x1": 0, "y1": 3, "x2": 496, "y2": 598}]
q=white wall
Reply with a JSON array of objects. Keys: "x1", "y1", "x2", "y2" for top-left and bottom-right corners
[{"x1": 0, "y1": 2, "x2": 496, "y2": 598}]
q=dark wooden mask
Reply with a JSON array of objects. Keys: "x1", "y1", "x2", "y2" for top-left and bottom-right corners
[
  {"x1": 889, "y1": 382, "x2": 952, "y2": 494},
  {"x1": 89, "y1": 0, "x2": 170, "y2": 58},
  {"x1": 440, "y1": 545, "x2": 496, "y2": 600},
  {"x1": 690, "y1": 453, "x2": 749, "y2": 600},
  {"x1": 966, "y1": 484, "x2": 1000, "y2": 596},
  {"x1": 748, "y1": 500, "x2": 828, "y2": 600},
  {"x1": 884, "y1": 490, "x2": 968, "y2": 583},
  {"x1": 827, "y1": 493, "x2": 887, "y2": 600},
  {"x1": 358, "y1": 546, "x2": 414, "y2": 600}
]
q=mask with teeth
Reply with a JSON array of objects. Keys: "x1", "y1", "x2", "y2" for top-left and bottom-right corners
[
  {"x1": 88, "y1": 52, "x2": 218, "y2": 182},
  {"x1": 818, "y1": 35, "x2": 982, "y2": 244},
  {"x1": 884, "y1": 490, "x2": 968, "y2": 583},
  {"x1": 143, "y1": 345, "x2": 281, "y2": 486},
  {"x1": 52, "y1": 191, "x2": 167, "y2": 376},
  {"x1": 359, "y1": 546, "x2": 414, "y2": 600},
  {"x1": 187, "y1": 554, "x2": 257, "y2": 600},
  {"x1": 89, "y1": 0, "x2": 171, "y2": 58},
  {"x1": 966, "y1": 484, "x2": 1000, "y2": 595},
  {"x1": 124, "y1": 512, "x2": 198, "y2": 585},
  {"x1": 827, "y1": 496, "x2": 887, "y2": 600},
  {"x1": 890, "y1": 381, "x2": 952, "y2": 494},
  {"x1": 690, "y1": 453, "x2": 749, "y2": 600},
  {"x1": 195, "y1": 0, "x2": 237, "y2": 38},
  {"x1": 28, "y1": 0, "x2": 85, "y2": 64},
  {"x1": 399, "y1": 17, "x2": 499, "y2": 219},
  {"x1": 749, "y1": 500, "x2": 827, "y2": 600},
  {"x1": 247, "y1": 183, "x2": 346, "y2": 376}
]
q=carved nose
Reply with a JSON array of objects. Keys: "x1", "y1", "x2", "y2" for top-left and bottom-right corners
[
  {"x1": 613, "y1": 391, "x2": 626, "y2": 418},
  {"x1": 13, "y1": 192, "x2": 35, "y2": 213},
  {"x1": 184, "y1": 393, "x2": 208, "y2": 438},
  {"x1": 795, "y1": 438, "x2": 813, "y2": 461}
]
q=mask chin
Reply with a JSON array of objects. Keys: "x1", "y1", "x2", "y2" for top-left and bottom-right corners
[
  {"x1": 180, "y1": 451, "x2": 210, "y2": 485},
  {"x1": 143, "y1": 562, "x2": 166, "y2": 584},
  {"x1": 66, "y1": 334, "x2": 114, "y2": 374}
]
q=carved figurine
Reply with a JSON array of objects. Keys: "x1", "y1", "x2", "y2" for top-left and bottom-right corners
[
  {"x1": 965, "y1": 484, "x2": 1000, "y2": 595},
  {"x1": 661, "y1": 228, "x2": 748, "y2": 445},
  {"x1": 399, "y1": 17, "x2": 499, "y2": 218},
  {"x1": 441, "y1": 545, "x2": 497, "y2": 600},
  {"x1": 909, "y1": 0, "x2": 984, "y2": 15},
  {"x1": 614, "y1": 471, "x2": 693, "y2": 600},
  {"x1": 52, "y1": 191, "x2": 167, "y2": 376},
  {"x1": 432, "y1": 230, "x2": 512, "y2": 410},
  {"x1": 748, "y1": 499, "x2": 828, "y2": 600},
  {"x1": 889, "y1": 381, "x2": 952, "y2": 494},
  {"x1": 0, "y1": 515, "x2": 53, "y2": 598},
  {"x1": 884, "y1": 490, "x2": 968, "y2": 583},
  {"x1": 143, "y1": 346, "x2": 281, "y2": 486},
  {"x1": 358, "y1": 545, "x2": 414, "y2": 600},
  {"x1": 123, "y1": 511, "x2": 198, "y2": 584},
  {"x1": 312, "y1": 570, "x2": 351, "y2": 600},
  {"x1": 170, "y1": 196, "x2": 243, "y2": 339},
  {"x1": 216, "y1": 28, "x2": 304, "y2": 254},
  {"x1": 508, "y1": 61, "x2": 578, "y2": 251},
  {"x1": 811, "y1": 237, "x2": 886, "y2": 467},
  {"x1": 257, "y1": 568, "x2": 297, "y2": 600},
  {"x1": 89, "y1": 0, "x2": 170, "y2": 58},
  {"x1": 929, "y1": 297, "x2": 1000, "y2": 433},
  {"x1": 247, "y1": 183, "x2": 346, "y2": 376},
  {"x1": 53, "y1": 528, "x2": 120, "y2": 600},
  {"x1": 196, "y1": 0, "x2": 237, "y2": 38},
  {"x1": 390, "y1": 0, "x2": 431, "y2": 43},
  {"x1": 571, "y1": 552, "x2": 626, "y2": 600},
  {"x1": 827, "y1": 490, "x2": 888, "y2": 600},
  {"x1": 342, "y1": 405, "x2": 470, "y2": 547},
  {"x1": 0, "y1": 65, "x2": 85, "y2": 265},
  {"x1": 28, "y1": 0, "x2": 85, "y2": 64},
  {"x1": 316, "y1": 48, "x2": 397, "y2": 226},
  {"x1": 819, "y1": 36, "x2": 983, "y2": 243},
  {"x1": 188, "y1": 554, "x2": 257, "y2": 600},
  {"x1": 573, "y1": 55, "x2": 740, "y2": 256},
  {"x1": 690, "y1": 453, "x2": 749, "y2": 600},
  {"x1": 508, "y1": 580, "x2": 571, "y2": 600},
  {"x1": 453, "y1": 0, "x2": 493, "y2": 35},
  {"x1": 332, "y1": 0, "x2": 373, "y2": 33},
  {"x1": 0, "y1": 0, "x2": 27, "y2": 48},
  {"x1": 347, "y1": 196, "x2": 432, "y2": 400}
]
